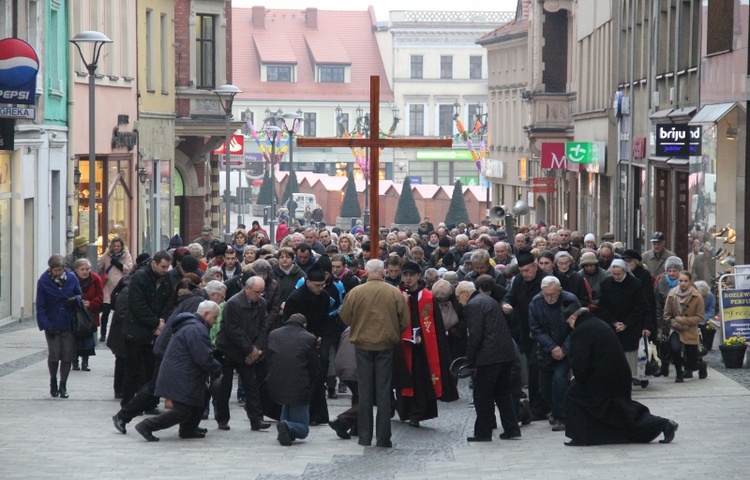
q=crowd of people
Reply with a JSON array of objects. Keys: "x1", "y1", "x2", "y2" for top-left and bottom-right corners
[{"x1": 37, "y1": 216, "x2": 707, "y2": 447}]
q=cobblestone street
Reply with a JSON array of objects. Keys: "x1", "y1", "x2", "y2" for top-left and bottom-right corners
[{"x1": 1, "y1": 321, "x2": 750, "y2": 480}]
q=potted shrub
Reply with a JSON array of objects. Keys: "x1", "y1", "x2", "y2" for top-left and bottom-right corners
[{"x1": 718, "y1": 334, "x2": 747, "y2": 369}]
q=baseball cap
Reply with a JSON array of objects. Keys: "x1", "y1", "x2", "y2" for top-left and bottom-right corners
[{"x1": 651, "y1": 231, "x2": 665, "y2": 242}]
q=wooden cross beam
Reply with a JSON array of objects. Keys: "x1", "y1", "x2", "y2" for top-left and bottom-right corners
[{"x1": 296, "y1": 76, "x2": 452, "y2": 259}]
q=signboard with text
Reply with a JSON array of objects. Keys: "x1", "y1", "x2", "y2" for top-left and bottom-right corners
[
  {"x1": 415, "y1": 149, "x2": 473, "y2": 161},
  {"x1": 0, "y1": 38, "x2": 39, "y2": 107},
  {"x1": 720, "y1": 288, "x2": 750, "y2": 341},
  {"x1": 655, "y1": 124, "x2": 701, "y2": 157}
]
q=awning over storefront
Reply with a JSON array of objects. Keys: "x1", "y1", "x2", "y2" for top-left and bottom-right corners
[
  {"x1": 668, "y1": 106, "x2": 697, "y2": 123},
  {"x1": 689, "y1": 102, "x2": 742, "y2": 125}
]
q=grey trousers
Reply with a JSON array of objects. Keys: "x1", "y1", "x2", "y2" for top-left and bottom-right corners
[{"x1": 355, "y1": 348, "x2": 393, "y2": 446}]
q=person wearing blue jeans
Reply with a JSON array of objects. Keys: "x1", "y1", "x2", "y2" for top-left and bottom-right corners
[
  {"x1": 538, "y1": 357, "x2": 570, "y2": 427},
  {"x1": 528, "y1": 276, "x2": 579, "y2": 432},
  {"x1": 266, "y1": 313, "x2": 319, "y2": 446},
  {"x1": 279, "y1": 404, "x2": 310, "y2": 444}
]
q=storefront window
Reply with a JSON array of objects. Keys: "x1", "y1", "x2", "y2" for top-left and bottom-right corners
[
  {"x1": 77, "y1": 159, "x2": 103, "y2": 253},
  {"x1": 107, "y1": 161, "x2": 133, "y2": 250},
  {"x1": 0, "y1": 153, "x2": 11, "y2": 319}
]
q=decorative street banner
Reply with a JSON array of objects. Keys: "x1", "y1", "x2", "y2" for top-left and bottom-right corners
[{"x1": 719, "y1": 288, "x2": 750, "y2": 340}]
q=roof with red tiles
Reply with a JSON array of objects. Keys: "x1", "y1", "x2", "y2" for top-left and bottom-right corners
[
  {"x1": 232, "y1": 6, "x2": 393, "y2": 102},
  {"x1": 476, "y1": 0, "x2": 529, "y2": 45}
]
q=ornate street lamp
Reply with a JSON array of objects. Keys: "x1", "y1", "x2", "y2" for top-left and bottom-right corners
[
  {"x1": 70, "y1": 30, "x2": 112, "y2": 266},
  {"x1": 262, "y1": 124, "x2": 282, "y2": 243},
  {"x1": 213, "y1": 83, "x2": 242, "y2": 243},
  {"x1": 280, "y1": 110, "x2": 304, "y2": 208}
]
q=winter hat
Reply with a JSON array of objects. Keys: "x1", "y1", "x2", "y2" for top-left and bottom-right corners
[
  {"x1": 665, "y1": 256, "x2": 684, "y2": 272},
  {"x1": 401, "y1": 260, "x2": 423, "y2": 275},
  {"x1": 621, "y1": 249, "x2": 642, "y2": 262},
  {"x1": 579, "y1": 252, "x2": 598, "y2": 266},
  {"x1": 554, "y1": 251, "x2": 574, "y2": 263},
  {"x1": 180, "y1": 255, "x2": 199, "y2": 273},
  {"x1": 441, "y1": 252, "x2": 456, "y2": 268},
  {"x1": 437, "y1": 267, "x2": 448, "y2": 277},
  {"x1": 610, "y1": 259, "x2": 630, "y2": 273},
  {"x1": 135, "y1": 252, "x2": 152, "y2": 267},
  {"x1": 438, "y1": 236, "x2": 451, "y2": 248},
  {"x1": 74, "y1": 235, "x2": 88, "y2": 249},
  {"x1": 461, "y1": 252, "x2": 473, "y2": 266},
  {"x1": 316, "y1": 255, "x2": 332, "y2": 274},
  {"x1": 169, "y1": 234, "x2": 183, "y2": 249},
  {"x1": 584, "y1": 233, "x2": 596, "y2": 244},
  {"x1": 516, "y1": 247, "x2": 535, "y2": 267},
  {"x1": 307, "y1": 263, "x2": 327, "y2": 282}
]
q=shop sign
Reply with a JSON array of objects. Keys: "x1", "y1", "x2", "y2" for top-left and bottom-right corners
[
  {"x1": 565, "y1": 141, "x2": 606, "y2": 173},
  {"x1": 0, "y1": 38, "x2": 39, "y2": 106},
  {"x1": 415, "y1": 149, "x2": 473, "y2": 161},
  {"x1": 655, "y1": 124, "x2": 701, "y2": 156},
  {"x1": 0, "y1": 118, "x2": 14, "y2": 151}
]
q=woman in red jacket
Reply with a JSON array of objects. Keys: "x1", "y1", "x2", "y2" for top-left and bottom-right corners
[{"x1": 73, "y1": 258, "x2": 103, "y2": 371}]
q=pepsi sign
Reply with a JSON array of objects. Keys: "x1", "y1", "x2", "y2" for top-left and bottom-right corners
[{"x1": 0, "y1": 38, "x2": 39, "y2": 106}]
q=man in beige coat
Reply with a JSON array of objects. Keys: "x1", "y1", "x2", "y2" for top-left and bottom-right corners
[{"x1": 339, "y1": 259, "x2": 409, "y2": 448}]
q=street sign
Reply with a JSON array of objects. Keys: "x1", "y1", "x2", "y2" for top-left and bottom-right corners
[
  {"x1": 532, "y1": 177, "x2": 555, "y2": 185},
  {"x1": 212, "y1": 134, "x2": 245, "y2": 161},
  {"x1": 0, "y1": 106, "x2": 35, "y2": 119},
  {"x1": 533, "y1": 185, "x2": 555, "y2": 194}
]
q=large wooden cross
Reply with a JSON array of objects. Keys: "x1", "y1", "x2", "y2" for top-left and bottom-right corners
[{"x1": 296, "y1": 76, "x2": 452, "y2": 259}]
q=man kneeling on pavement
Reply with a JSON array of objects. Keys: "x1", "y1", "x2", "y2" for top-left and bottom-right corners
[{"x1": 130, "y1": 301, "x2": 222, "y2": 441}]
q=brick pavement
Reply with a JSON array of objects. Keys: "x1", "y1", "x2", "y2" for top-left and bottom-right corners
[{"x1": 1, "y1": 324, "x2": 749, "y2": 480}]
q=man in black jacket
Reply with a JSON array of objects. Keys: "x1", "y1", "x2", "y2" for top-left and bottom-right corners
[
  {"x1": 120, "y1": 250, "x2": 173, "y2": 405},
  {"x1": 133, "y1": 301, "x2": 222, "y2": 442},
  {"x1": 501, "y1": 247, "x2": 550, "y2": 420},
  {"x1": 215, "y1": 276, "x2": 271, "y2": 431},
  {"x1": 282, "y1": 264, "x2": 332, "y2": 424},
  {"x1": 457, "y1": 281, "x2": 520, "y2": 442},
  {"x1": 267, "y1": 313, "x2": 319, "y2": 446}
]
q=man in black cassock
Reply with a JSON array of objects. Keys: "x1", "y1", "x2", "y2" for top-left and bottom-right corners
[
  {"x1": 393, "y1": 261, "x2": 458, "y2": 427},
  {"x1": 565, "y1": 306, "x2": 678, "y2": 446}
]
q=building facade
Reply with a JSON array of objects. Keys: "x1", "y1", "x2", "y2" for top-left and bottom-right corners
[
  {"x1": 388, "y1": 10, "x2": 513, "y2": 188},
  {"x1": 0, "y1": 0, "x2": 68, "y2": 321},
  {"x1": 69, "y1": 0, "x2": 139, "y2": 256}
]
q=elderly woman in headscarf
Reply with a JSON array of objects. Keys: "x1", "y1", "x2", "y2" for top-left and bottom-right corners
[
  {"x1": 596, "y1": 259, "x2": 650, "y2": 388},
  {"x1": 663, "y1": 270, "x2": 706, "y2": 382},
  {"x1": 431, "y1": 279, "x2": 466, "y2": 361},
  {"x1": 654, "y1": 256, "x2": 683, "y2": 377}
]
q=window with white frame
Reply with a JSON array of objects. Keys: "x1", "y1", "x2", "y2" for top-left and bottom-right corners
[{"x1": 409, "y1": 105, "x2": 425, "y2": 136}]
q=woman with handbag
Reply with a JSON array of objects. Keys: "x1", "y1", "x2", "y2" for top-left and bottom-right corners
[
  {"x1": 654, "y1": 256, "x2": 683, "y2": 376},
  {"x1": 73, "y1": 258, "x2": 103, "y2": 372},
  {"x1": 97, "y1": 237, "x2": 133, "y2": 342},
  {"x1": 36, "y1": 254, "x2": 82, "y2": 398},
  {"x1": 663, "y1": 270, "x2": 706, "y2": 382}
]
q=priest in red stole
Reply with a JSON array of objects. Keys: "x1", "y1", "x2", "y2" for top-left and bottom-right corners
[{"x1": 393, "y1": 261, "x2": 458, "y2": 427}]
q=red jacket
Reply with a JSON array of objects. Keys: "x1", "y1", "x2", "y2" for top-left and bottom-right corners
[{"x1": 81, "y1": 273, "x2": 104, "y2": 327}]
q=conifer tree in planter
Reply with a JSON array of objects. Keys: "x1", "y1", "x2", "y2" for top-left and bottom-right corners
[
  {"x1": 445, "y1": 179, "x2": 470, "y2": 226},
  {"x1": 281, "y1": 167, "x2": 299, "y2": 206},
  {"x1": 340, "y1": 169, "x2": 362, "y2": 218},
  {"x1": 256, "y1": 166, "x2": 276, "y2": 206},
  {"x1": 394, "y1": 176, "x2": 421, "y2": 225}
]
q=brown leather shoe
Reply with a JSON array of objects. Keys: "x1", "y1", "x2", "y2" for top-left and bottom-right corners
[{"x1": 251, "y1": 418, "x2": 271, "y2": 430}]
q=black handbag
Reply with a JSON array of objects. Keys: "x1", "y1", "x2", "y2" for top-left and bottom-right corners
[{"x1": 72, "y1": 303, "x2": 97, "y2": 338}]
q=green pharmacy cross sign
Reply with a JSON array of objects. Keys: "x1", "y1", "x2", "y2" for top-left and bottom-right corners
[{"x1": 565, "y1": 142, "x2": 600, "y2": 164}]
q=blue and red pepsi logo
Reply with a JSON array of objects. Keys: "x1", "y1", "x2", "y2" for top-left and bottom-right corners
[{"x1": 0, "y1": 38, "x2": 40, "y2": 87}]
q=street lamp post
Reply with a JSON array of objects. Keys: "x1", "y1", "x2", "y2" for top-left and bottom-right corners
[
  {"x1": 213, "y1": 84, "x2": 242, "y2": 243},
  {"x1": 70, "y1": 31, "x2": 112, "y2": 267},
  {"x1": 263, "y1": 121, "x2": 282, "y2": 244},
  {"x1": 280, "y1": 109, "x2": 303, "y2": 214}
]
